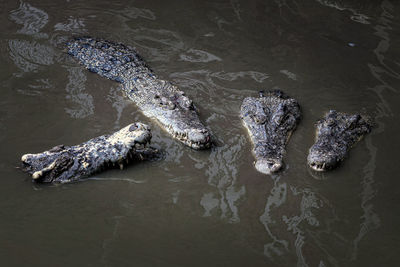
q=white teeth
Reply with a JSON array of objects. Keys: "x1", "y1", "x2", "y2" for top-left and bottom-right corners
[{"x1": 310, "y1": 163, "x2": 325, "y2": 171}]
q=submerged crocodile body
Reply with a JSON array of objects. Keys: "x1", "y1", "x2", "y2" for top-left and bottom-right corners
[
  {"x1": 66, "y1": 37, "x2": 211, "y2": 149},
  {"x1": 308, "y1": 110, "x2": 372, "y2": 171},
  {"x1": 21, "y1": 123, "x2": 158, "y2": 183},
  {"x1": 240, "y1": 90, "x2": 301, "y2": 174}
]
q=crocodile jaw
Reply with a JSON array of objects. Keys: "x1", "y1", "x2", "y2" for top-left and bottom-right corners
[
  {"x1": 168, "y1": 126, "x2": 211, "y2": 149},
  {"x1": 307, "y1": 150, "x2": 339, "y2": 171}
]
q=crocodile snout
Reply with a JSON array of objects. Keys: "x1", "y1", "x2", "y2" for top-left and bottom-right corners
[
  {"x1": 187, "y1": 129, "x2": 211, "y2": 149},
  {"x1": 255, "y1": 158, "x2": 283, "y2": 175},
  {"x1": 307, "y1": 151, "x2": 338, "y2": 171}
]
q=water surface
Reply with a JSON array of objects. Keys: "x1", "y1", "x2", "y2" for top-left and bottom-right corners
[{"x1": 1, "y1": 0, "x2": 399, "y2": 266}]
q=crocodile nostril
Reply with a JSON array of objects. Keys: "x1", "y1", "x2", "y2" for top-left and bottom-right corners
[
  {"x1": 269, "y1": 161, "x2": 282, "y2": 173},
  {"x1": 167, "y1": 102, "x2": 176, "y2": 110}
]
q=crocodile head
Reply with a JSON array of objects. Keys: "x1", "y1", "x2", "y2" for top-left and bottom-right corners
[
  {"x1": 240, "y1": 90, "x2": 301, "y2": 175},
  {"x1": 307, "y1": 110, "x2": 372, "y2": 171},
  {"x1": 21, "y1": 123, "x2": 157, "y2": 183},
  {"x1": 124, "y1": 80, "x2": 212, "y2": 149}
]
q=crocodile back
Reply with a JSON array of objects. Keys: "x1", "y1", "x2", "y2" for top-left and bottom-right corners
[{"x1": 66, "y1": 37, "x2": 154, "y2": 83}]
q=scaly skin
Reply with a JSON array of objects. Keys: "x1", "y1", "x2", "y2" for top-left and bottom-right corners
[
  {"x1": 66, "y1": 37, "x2": 211, "y2": 149},
  {"x1": 240, "y1": 90, "x2": 301, "y2": 174},
  {"x1": 308, "y1": 110, "x2": 372, "y2": 171},
  {"x1": 21, "y1": 123, "x2": 158, "y2": 183}
]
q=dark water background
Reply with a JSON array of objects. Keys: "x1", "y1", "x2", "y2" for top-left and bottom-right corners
[{"x1": 1, "y1": 0, "x2": 400, "y2": 266}]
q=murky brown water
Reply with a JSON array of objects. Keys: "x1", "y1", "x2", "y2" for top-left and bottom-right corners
[{"x1": 1, "y1": 0, "x2": 399, "y2": 266}]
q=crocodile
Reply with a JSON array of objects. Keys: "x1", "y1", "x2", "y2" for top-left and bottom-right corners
[
  {"x1": 21, "y1": 123, "x2": 158, "y2": 183},
  {"x1": 240, "y1": 90, "x2": 301, "y2": 175},
  {"x1": 308, "y1": 110, "x2": 372, "y2": 171},
  {"x1": 66, "y1": 37, "x2": 211, "y2": 149}
]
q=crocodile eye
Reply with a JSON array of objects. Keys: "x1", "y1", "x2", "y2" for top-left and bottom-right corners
[
  {"x1": 326, "y1": 119, "x2": 335, "y2": 127},
  {"x1": 253, "y1": 114, "x2": 267, "y2": 124},
  {"x1": 157, "y1": 97, "x2": 176, "y2": 110}
]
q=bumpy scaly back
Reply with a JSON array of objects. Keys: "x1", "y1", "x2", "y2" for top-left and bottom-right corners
[{"x1": 66, "y1": 37, "x2": 153, "y2": 83}]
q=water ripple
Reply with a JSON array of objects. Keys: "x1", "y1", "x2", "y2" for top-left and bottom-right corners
[
  {"x1": 260, "y1": 179, "x2": 289, "y2": 258},
  {"x1": 179, "y1": 48, "x2": 222, "y2": 63},
  {"x1": 64, "y1": 66, "x2": 94, "y2": 119},
  {"x1": 350, "y1": 0, "x2": 397, "y2": 259},
  {"x1": 9, "y1": 39, "x2": 54, "y2": 74},
  {"x1": 200, "y1": 134, "x2": 247, "y2": 223},
  {"x1": 54, "y1": 17, "x2": 87, "y2": 33},
  {"x1": 129, "y1": 28, "x2": 184, "y2": 62},
  {"x1": 316, "y1": 0, "x2": 370, "y2": 24},
  {"x1": 211, "y1": 70, "x2": 269, "y2": 83},
  {"x1": 9, "y1": 1, "x2": 49, "y2": 37}
]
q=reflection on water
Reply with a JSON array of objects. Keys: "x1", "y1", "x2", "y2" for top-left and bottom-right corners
[
  {"x1": 202, "y1": 134, "x2": 246, "y2": 223},
  {"x1": 120, "y1": 7, "x2": 156, "y2": 21},
  {"x1": 180, "y1": 49, "x2": 222, "y2": 63},
  {"x1": 54, "y1": 17, "x2": 86, "y2": 33},
  {"x1": 88, "y1": 177, "x2": 148, "y2": 184},
  {"x1": 170, "y1": 69, "x2": 269, "y2": 104},
  {"x1": 280, "y1": 69, "x2": 298, "y2": 81},
  {"x1": 352, "y1": 0, "x2": 398, "y2": 260},
  {"x1": 200, "y1": 192, "x2": 220, "y2": 217},
  {"x1": 260, "y1": 178, "x2": 289, "y2": 257},
  {"x1": 64, "y1": 67, "x2": 94, "y2": 119},
  {"x1": 230, "y1": 0, "x2": 242, "y2": 21},
  {"x1": 316, "y1": 0, "x2": 370, "y2": 24},
  {"x1": 9, "y1": 1, "x2": 48, "y2": 37},
  {"x1": 21, "y1": 78, "x2": 52, "y2": 96},
  {"x1": 130, "y1": 28, "x2": 184, "y2": 62},
  {"x1": 211, "y1": 70, "x2": 269, "y2": 83},
  {"x1": 273, "y1": 0, "x2": 303, "y2": 16},
  {"x1": 284, "y1": 186, "x2": 323, "y2": 267},
  {"x1": 260, "y1": 178, "x2": 328, "y2": 266},
  {"x1": 1, "y1": 0, "x2": 400, "y2": 266},
  {"x1": 9, "y1": 39, "x2": 54, "y2": 74},
  {"x1": 106, "y1": 85, "x2": 130, "y2": 129},
  {"x1": 352, "y1": 137, "x2": 380, "y2": 260}
]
